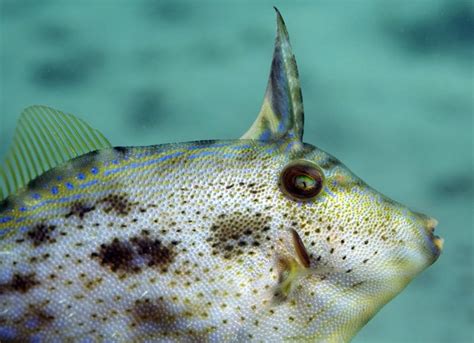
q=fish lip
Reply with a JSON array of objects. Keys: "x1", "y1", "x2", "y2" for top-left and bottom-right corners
[
  {"x1": 418, "y1": 214, "x2": 443, "y2": 259},
  {"x1": 427, "y1": 222, "x2": 443, "y2": 260},
  {"x1": 432, "y1": 235, "x2": 444, "y2": 252}
]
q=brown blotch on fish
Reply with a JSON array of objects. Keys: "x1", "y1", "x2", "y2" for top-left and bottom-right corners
[
  {"x1": 99, "y1": 193, "x2": 133, "y2": 215},
  {"x1": 91, "y1": 232, "x2": 176, "y2": 274},
  {"x1": 207, "y1": 212, "x2": 272, "y2": 259},
  {"x1": 27, "y1": 223, "x2": 57, "y2": 246},
  {"x1": 65, "y1": 201, "x2": 96, "y2": 219},
  {"x1": 132, "y1": 298, "x2": 178, "y2": 327},
  {"x1": 91, "y1": 238, "x2": 137, "y2": 273},
  {"x1": 83, "y1": 277, "x2": 104, "y2": 291},
  {"x1": 0, "y1": 272, "x2": 40, "y2": 294},
  {"x1": 131, "y1": 236, "x2": 176, "y2": 272},
  {"x1": 11, "y1": 305, "x2": 55, "y2": 335}
]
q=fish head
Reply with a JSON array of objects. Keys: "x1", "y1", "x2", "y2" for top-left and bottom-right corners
[
  {"x1": 283, "y1": 144, "x2": 442, "y2": 286},
  {"x1": 241, "y1": 9, "x2": 443, "y2": 340},
  {"x1": 300, "y1": 145, "x2": 443, "y2": 271},
  {"x1": 267, "y1": 143, "x2": 443, "y2": 339}
]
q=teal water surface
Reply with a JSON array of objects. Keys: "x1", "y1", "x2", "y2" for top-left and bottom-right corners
[{"x1": 0, "y1": 1, "x2": 472, "y2": 342}]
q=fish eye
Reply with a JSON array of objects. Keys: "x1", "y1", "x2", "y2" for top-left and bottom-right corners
[{"x1": 279, "y1": 160, "x2": 324, "y2": 201}]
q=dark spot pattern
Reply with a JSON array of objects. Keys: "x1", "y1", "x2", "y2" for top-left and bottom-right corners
[
  {"x1": 65, "y1": 201, "x2": 96, "y2": 219},
  {"x1": 26, "y1": 224, "x2": 57, "y2": 246},
  {"x1": 91, "y1": 232, "x2": 176, "y2": 274},
  {"x1": 131, "y1": 236, "x2": 176, "y2": 270},
  {"x1": 0, "y1": 273, "x2": 39, "y2": 294},
  {"x1": 91, "y1": 238, "x2": 135, "y2": 273},
  {"x1": 0, "y1": 305, "x2": 55, "y2": 338},
  {"x1": 132, "y1": 298, "x2": 177, "y2": 327},
  {"x1": 207, "y1": 212, "x2": 272, "y2": 259},
  {"x1": 99, "y1": 193, "x2": 133, "y2": 216}
]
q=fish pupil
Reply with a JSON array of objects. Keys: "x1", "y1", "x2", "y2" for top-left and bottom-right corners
[{"x1": 294, "y1": 175, "x2": 315, "y2": 191}]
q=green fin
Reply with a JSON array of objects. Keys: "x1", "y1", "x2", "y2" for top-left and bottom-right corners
[
  {"x1": 0, "y1": 105, "x2": 111, "y2": 200},
  {"x1": 241, "y1": 7, "x2": 304, "y2": 142}
]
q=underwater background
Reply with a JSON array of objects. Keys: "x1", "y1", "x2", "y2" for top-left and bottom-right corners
[{"x1": 0, "y1": 1, "x2": 472, "y2": 342}]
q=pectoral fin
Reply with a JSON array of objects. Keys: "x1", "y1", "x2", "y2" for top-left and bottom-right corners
[
  {"x1": 274, "y1": 228, "x2": 311, "y2": 300},
  {"x1": 290, "y1": 228, "x2": 311, "y2": 268},
  {"x1": 0, "y1": 105, "x2": 111, "y2": 200},
  {"x1": 241, "y1": 8, "x2": 304, "y2": 142}
]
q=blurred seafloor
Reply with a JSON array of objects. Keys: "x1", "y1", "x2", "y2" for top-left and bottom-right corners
[{"x1": 0, "y1": 1, "x2": 473, "y2": 342}]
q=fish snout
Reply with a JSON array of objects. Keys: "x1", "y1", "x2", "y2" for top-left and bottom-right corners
[{"x1": 415, "y1": 212, "x2": 443, "y2": 261}]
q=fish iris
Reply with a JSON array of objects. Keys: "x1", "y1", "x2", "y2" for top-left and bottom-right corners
[{"x1": 280, "y1": 160, "x2": 324, "y2": 200}]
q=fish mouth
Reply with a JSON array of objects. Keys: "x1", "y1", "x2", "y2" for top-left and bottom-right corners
[
  {"x1": 425, "y1": 217, "x2": 443, "y2": 258},
  {"x1": 433, "y1": 235, "x2": 444, "y2": 252},
  {"x1": 414, "y1": 212, "x2": 443, "y2": 261}
]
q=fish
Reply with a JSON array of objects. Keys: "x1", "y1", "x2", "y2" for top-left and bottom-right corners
[{"x1": 0, "y1": 8, "x2": 443, "y2": 343}]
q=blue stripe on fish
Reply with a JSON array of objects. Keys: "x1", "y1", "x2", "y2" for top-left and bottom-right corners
[
  {"x1": 103, "y1": 151, "x2": 185, "y2": 176},
  {"x1": 79, "y1": 180, "x2": 99, "y2": 189},
  {"x1": 0, "y1": 216, "x2": 12, "y2": 224}
]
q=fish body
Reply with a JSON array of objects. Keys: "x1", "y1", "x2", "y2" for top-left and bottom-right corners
[{"x1": 0, "y1": 9, "x2": 442, "y2": 342}]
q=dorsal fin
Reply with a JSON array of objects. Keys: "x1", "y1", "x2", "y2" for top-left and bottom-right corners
[
  {"x1": 241, "y1": 7, "x2": 304, "y2": 142},
  {"x1": 0, "y1": 105, "x2": 111, "y2": 200}
]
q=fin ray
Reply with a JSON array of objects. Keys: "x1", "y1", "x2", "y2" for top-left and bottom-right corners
[
  {"x1": 31, "y1": 108, "x2": 66, "y2": 165},
  {"x1": 0, "y1": 105, "x2": 112, "y2": 200},
  {"x1": 22, "y1": 113, "x2": 53, "y2": 171}
]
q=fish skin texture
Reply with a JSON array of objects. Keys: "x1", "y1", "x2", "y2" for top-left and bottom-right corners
[{"x1": 0, "y1": 140, "x2": 440, "y2": 341}]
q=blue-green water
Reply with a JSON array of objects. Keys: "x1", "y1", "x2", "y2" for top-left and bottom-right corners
[{"x1": 0, "y1": 1, "x2": 472, "y2": 342}]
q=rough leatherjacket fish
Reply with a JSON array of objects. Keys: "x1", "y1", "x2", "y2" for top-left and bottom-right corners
[{"x1": 0, "y1": 9, "x2": 442, "y2": 342}]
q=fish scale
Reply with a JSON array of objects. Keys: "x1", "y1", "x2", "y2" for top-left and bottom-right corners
[
  {"x1": 0, "y1": 141, "x2": 324, "y2": 341},
  {"x1": 0, "y1": 9, "x2": 442, "y2": 342}
]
